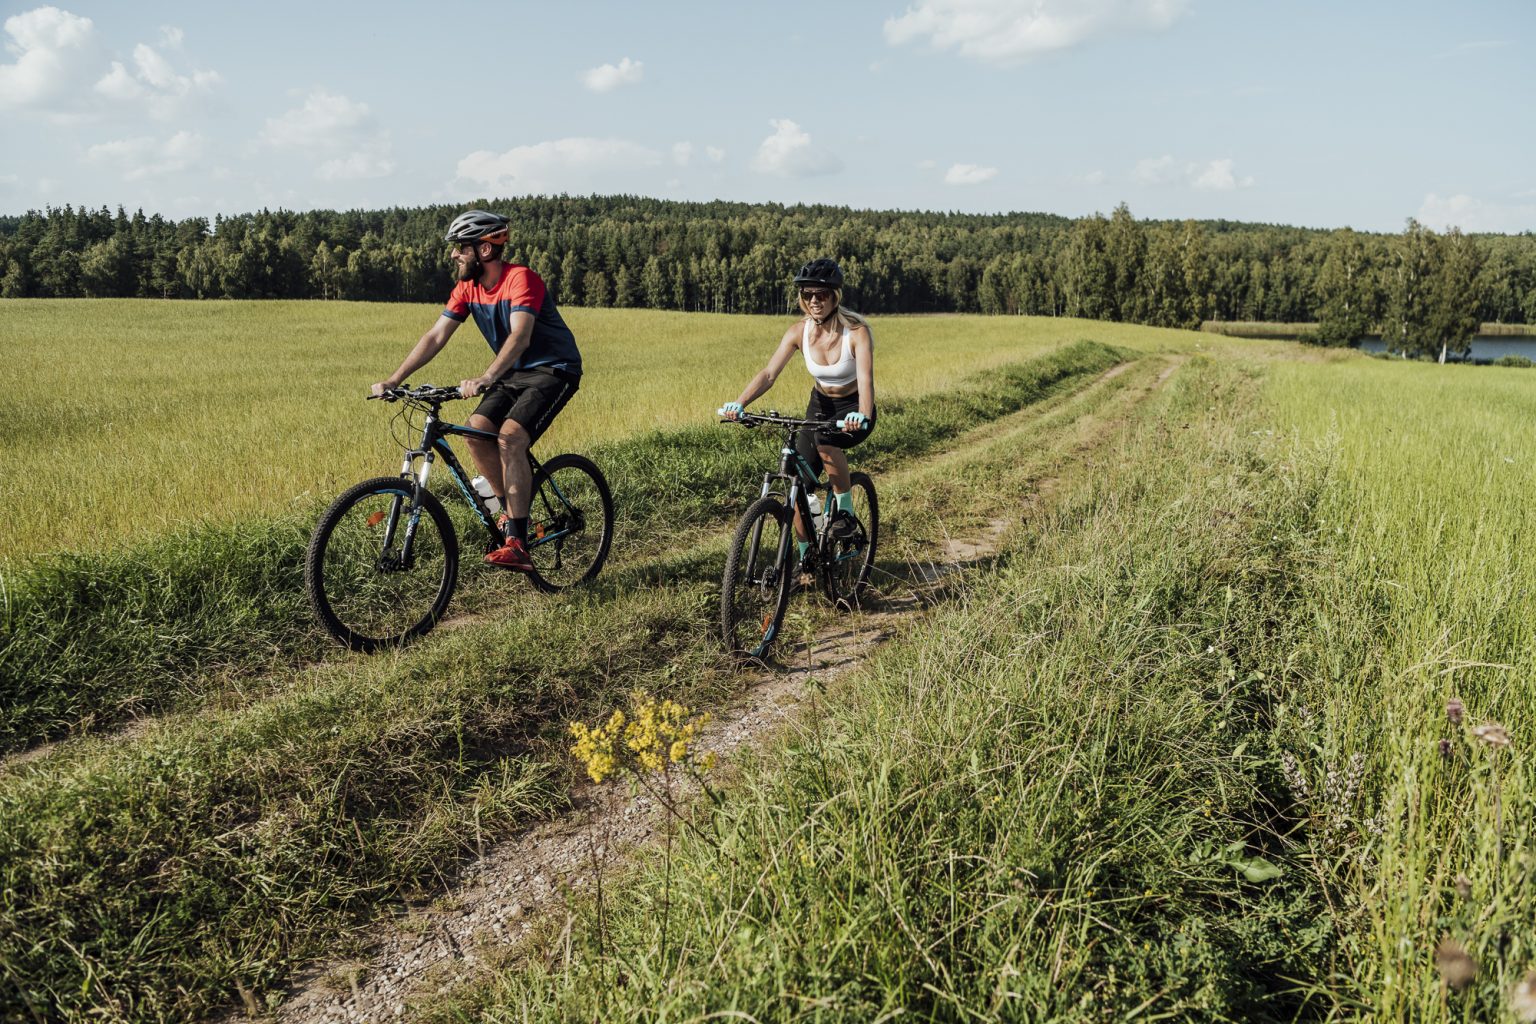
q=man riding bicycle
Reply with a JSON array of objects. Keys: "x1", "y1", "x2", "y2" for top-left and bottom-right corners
[{"x1": 370, "y1": 209, "x2": 582, "y2": 572}]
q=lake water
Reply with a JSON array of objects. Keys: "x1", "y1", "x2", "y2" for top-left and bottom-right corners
[{"x1": 1357, "y1": 335, "x2": 1536, "y2": 363}]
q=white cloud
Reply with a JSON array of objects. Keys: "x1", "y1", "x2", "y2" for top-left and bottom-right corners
[
  {"x1": 261, "y1": 90, "x2": 369, "y2": 148},
  {"x1": 86, "y1": 130, "x2": 203, "y2": 180},
  {"x1": 751, "y1": 119, "x2": 843, "y2": 177},
  {"x1": 1418, "y1": 193, "x2": 1536, "y2": 234},
  {"x1": 672, "y1": 141, "x2": 693, "y2": 166},
  {"x1": 456, "y1": 137, "x2": 664, "y2": 193},
  {"x1": 705, "y1": 145, "x2": 726, "y2": 163},
  {"x1": 945, "y1": 162, "x2": 997, "y2": 185},
  {"x1": 0, "y1": 6, "x2": 98, "y2": 112},
  {"x1": 1134, "y1": 154, "x2": 1253, "y2": 190},
  {"x1": 260, "y1": 90, "x2": 394, "y2": 180},
  {"x1": 94, "y1": 40, "x2": 221, "y2": 118},
  {"x1": 0, "y1": 8, "x2": 219, "y2": 120},
  {"x1": 1191, "y1": 158, "x2": 1253, "y2": 191},
  {"x1": 582, "y1": 57, "x2": 643, "y2": 92},
  {"x1": 885, "y1": 0, "x2": 1189, "y2": 64},
  {"x1": 1082, "y1": 169, "x2": 1107, "y2": 185}
]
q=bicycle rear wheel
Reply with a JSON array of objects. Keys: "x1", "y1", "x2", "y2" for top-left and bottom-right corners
[
  {"x1": 821, "y1": 472, "x2": 879, "y2": 610},
  {"x1": 526, "y1": 453, "x2": 614, "y2": 593},
  {"x1": 305, "y1": 476, "x2": 459, "y2": 652},
  {"x1": 721, "y1": 496, "x2": 793, "y2": 658}
]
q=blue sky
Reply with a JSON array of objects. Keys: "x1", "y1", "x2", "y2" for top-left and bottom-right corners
[{"x1": 1, "y1": 0, "x2": 1531, "y2": 233}]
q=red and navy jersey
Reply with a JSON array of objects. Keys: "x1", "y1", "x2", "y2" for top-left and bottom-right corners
[{"x1": 443, "y1": 264, "x2": 581, "y2": 375}]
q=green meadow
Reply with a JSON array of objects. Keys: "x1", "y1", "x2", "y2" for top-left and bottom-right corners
[
  {"x1": 1, "y1": 301, "x2": 1533, "y2": 1022},
  {"x1": 0, "y1": 300, "x2": 1189, "y2": 558}
]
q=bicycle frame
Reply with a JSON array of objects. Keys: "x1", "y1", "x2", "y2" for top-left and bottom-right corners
[
  {"x1": 389, "y1": 393, "x2": 570, "y2": 563},
  {"x1": 741, "y1": 418, "x2": 834, "y2": 586}
]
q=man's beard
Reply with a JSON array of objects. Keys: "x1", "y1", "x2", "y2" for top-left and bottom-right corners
[{"x1": 455, "y1": 256, "x2": 481, "y2": 282}]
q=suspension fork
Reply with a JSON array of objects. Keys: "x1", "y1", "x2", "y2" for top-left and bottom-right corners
[{"x1": 391, "y1": 444, "x2": 436, "y2": 565}]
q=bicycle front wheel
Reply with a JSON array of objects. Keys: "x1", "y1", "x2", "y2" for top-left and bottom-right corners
[
  {"x1": 305, "y1": 476, "x2": 459, "y2": 652},
  {"x1": 822, "y1": 472, "x2": 879, "y2": 610},
  {"x1": 526, "y1": 454, "x2": 614, "y2": 593},
  {"x1": 721, "y1": 496, "x2": 793, "y2": 658}
]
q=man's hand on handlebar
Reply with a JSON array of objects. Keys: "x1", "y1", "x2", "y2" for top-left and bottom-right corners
[
  {"x1": 370, "y1": 380, "x2": 400, "y2": 399},
  {"x1": 459, "y1": 376, "x2": 494, "y2": 399}
]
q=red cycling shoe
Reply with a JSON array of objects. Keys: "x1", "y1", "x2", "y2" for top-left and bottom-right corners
[{"x1": 484, "y1": 536, "x2": 535, "y2": 572}]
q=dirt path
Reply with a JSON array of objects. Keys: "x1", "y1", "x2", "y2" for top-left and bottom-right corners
[
  {"x1": 262, "y1": 527, "x2": 1007, "y2": 1024},
  {"x1": 256, "y1": 356, "x2": 1181, "y2": 1024}
]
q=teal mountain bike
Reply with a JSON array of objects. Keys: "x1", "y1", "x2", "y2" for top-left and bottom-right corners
[{"x1": 718, "y1": 410, "x2": 879, "y2": 658}]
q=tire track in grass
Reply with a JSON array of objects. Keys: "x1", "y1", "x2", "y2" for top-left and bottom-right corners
[{"x1": 260, "y1": 357, "x2": 1180, "y2": 1024}]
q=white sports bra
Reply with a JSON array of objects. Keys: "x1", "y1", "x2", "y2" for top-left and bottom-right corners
[{"x1": 802, "y1": 321, "x2": 857, "y2": 389}]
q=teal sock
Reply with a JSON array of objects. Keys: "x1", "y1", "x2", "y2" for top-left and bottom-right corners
[
  {"x1": 835, "y1": 490, "x2": 854, "y2": 513},
  {"x1": 797, "y1": 540, "x2": 810, "y2": 560}
]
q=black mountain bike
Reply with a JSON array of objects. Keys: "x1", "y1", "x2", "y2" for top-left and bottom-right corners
[
  {"x1": 305, "y1": 384, "x2": 614, "y2": 652},
  {"x1": 719, "y1": 410, "x2": 879, "y2": 658}
]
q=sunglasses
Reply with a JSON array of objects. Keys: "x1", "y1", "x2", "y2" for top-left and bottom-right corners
[{"x1": 799, "y1": 288, "x2": 833, "y2": 302}]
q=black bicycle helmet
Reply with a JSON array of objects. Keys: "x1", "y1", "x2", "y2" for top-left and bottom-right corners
[
  {"x1": 445, "y1": 209, "x2": 510, "y2": 245},
  {"x1": 793, "y1": 258, "x2": 843, "y2": 289}
]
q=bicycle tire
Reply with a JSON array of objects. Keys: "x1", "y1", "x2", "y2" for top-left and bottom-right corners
[
  {"x1": 721, "y1": 496, "x2": 793, "y2": 658},
  {"x1": 525, "y1": 453, "x2": 614, "y2": 594},
  {"x1": 305, "y1": 476, "x2": 459, "y2": 652},
  {"x1": 821, "y1": 472, "x2": 879, "y2": 610}
]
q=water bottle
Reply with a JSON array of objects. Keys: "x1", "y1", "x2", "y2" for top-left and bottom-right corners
[
  {"x1": 806, "y1": 491, "x2": 827, "y2": 532},
  {"x1": 470, "y1": 475, "x2": 502, "y2": 515}
]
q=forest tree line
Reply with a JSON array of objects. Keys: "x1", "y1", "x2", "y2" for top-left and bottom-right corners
[{"x1": 1, "y1": 196, "x2": 1532, "y2": 354}]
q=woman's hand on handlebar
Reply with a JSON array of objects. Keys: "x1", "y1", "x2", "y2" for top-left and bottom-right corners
[
  {"x1": 370, "y1": 380, "x2": 399, "y2": 398},
  {"x1": 718, "y1": 401, "x2": 744, "y2": 421}
]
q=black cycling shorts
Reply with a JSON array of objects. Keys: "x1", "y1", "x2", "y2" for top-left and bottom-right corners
[
  {"x1": 796, "y1": 387, "x2": 875, "y2": 481},
  {"x1": 472, "y1": 367, "x2": 579, "y2": 442}
]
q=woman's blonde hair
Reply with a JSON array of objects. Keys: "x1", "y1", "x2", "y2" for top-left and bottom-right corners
[{"x1": 798, "y1": 287, "x2": 872, "y2": 337}]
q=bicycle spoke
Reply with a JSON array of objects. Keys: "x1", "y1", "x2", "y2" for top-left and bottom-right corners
[
  {"x1": 722, "y1": 497, "x2": 791, "y2": 657},
  {"x1": 306, "y1": 480, "x2": 459, "y2": 651},
  {"x1": 526, "y1": 454, "x2": 613, "y2": 593},
  {"x1": 823, "y1": 473, "x2": 879, "y2": 610}
]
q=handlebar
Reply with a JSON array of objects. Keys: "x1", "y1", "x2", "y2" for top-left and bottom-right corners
[
  {"x1": 719, "y1": 409, "x2": 837, "y2": 431},
  {"x1": 369, "y1": 384, "x2": 466, "y2": 404}
]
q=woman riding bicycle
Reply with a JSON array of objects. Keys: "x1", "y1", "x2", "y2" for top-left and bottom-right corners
[{"x1": 720, "y1": 258, "x2": 875, "y2": 562}]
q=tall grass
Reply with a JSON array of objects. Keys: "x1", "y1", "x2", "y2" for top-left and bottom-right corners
[
  {"x1": 1262, "y1": 355, "x2": 1536, "y2": 1018},
  {"x1": 0, "y1": 300, "x2": 1193, "y2": 559},
  {"x1": 0, "y1": 340, "x2": 1125, "y2": 752},
  {"x1": 0, "y1": 585, "x2": 725, "y2": 1023},
  {"x1": 439, "y1": 356, "x2": 1347, "y2": 1021}
]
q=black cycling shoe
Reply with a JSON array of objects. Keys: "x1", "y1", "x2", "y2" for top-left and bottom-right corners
[{"x1": 828, "y1": 510, "x2": 862, "y2": 540}]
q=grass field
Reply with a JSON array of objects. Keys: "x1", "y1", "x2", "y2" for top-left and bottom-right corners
[
  {"x1": 3, "y1": 301, "x2": 1535, "y2": 1022},
  {"x1": 0, "y1": 300, "x2": 1194, "y2": 559}
]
